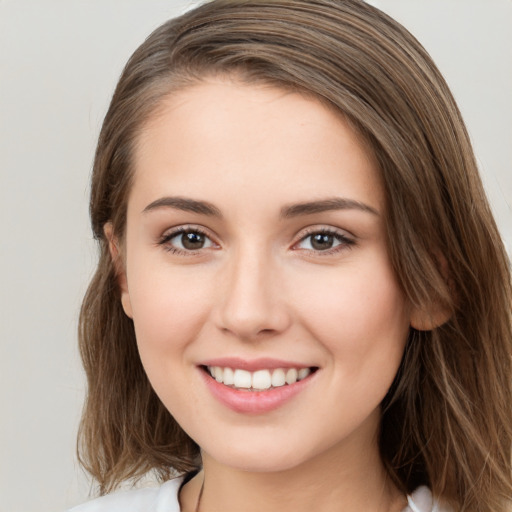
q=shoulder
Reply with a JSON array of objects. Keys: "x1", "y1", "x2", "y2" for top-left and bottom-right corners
[
  {"x1": 404, "y1": 486, "x2": 453, "y2": 512},
  {"x1": 67, "y1": 478, "x2": 182, "y2": 512}
]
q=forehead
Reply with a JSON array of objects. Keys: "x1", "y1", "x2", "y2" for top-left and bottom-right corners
[{"x1": 130, "y1": 78, "x2": 384, "y2": 215}]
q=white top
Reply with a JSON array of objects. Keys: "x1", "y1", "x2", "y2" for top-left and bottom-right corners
[{"x1": 68, "y1": 478, "x2": 451, "y2": 512}]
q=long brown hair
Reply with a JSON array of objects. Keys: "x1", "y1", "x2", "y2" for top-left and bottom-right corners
[{"x1": 78, "y1": 1, "x2": 512, "y2": 509}]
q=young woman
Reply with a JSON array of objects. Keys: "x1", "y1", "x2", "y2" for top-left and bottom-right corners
[{"x1": 71, "y1": 1, "x2": 512, "y2": 511}]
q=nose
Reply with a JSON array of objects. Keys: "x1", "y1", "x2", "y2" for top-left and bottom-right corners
[{"x1": 214, "y1": 246, "x2": 291, "y2": 340}]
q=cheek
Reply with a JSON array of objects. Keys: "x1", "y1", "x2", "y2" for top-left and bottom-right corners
[
  {"x1": 125, "y1": 266, "x2": 216, "y2": 415},
  {"x1": 126, "y1": 261, "x2": 213, "y2": 363},
  {"x1": 291, "y1": 257, "x2": 409, "y2": 367}
]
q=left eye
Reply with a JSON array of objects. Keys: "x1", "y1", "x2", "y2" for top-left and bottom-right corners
[
  {"x1": 165, "y1": 230, "x2": 215, "y2": 251},
  {"x1": 295, "y1": 231, "x2": 351, "y2": 251}
]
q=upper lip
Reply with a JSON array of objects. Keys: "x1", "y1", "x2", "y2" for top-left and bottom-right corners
[{"x1": 199, "y1": 357, "x2": 317, "y2": 372}]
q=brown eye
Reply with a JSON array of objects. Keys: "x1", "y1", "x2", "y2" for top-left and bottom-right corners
[
  {"x1": 294, "y1": 229, "x2": 354, "y2": 253},
  {"x1": 310, "y1": 233, "x2": 335, "y2": 250},
  {"x1": 181, "y1": 231, "x2": 206, "y2": 250},
  {"x1": 162, "y1": 229, "x2": 215, "y2": 252}
]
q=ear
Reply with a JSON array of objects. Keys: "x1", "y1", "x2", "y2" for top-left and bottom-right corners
[
  {"x1": 410, "y1": 252, "x2": 452, "y2": 331},
  {"x1": 104, "y1": 223, "x2": 133, "y2": 319},
  {"x1": 410, "y1": 304, "x2": 451, "y2": 331}
]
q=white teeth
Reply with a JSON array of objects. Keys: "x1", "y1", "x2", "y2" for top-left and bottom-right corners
[
  {"x1": 271, "y1": 368, "x2": 286, "y2": 387},
  {"x1": 223, "y1": 367, "x2": 234, "y2": 386},
  {"x1": 213, "y1": 366, "x2": 223, "y2": 382},
  {"x1": 252, "y1": 370, "x2": 272, "y2": 390},
  {"x1": 206, "y1": 366, "x2": 313, "y2": 390},
  {"x1": 285, "y1": 368, "x2": 298, "y2": 385},
  {"x1": 233, "y1": 369, "x2": 252, "y2": 389},
  {"x1": 298, "y1": 368, "x2": 311, "y2": 380}
]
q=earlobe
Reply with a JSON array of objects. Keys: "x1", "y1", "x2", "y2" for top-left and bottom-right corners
[
  {"x1": 120, "y1": 291, "x2": 133, "y2": 319},
  {"x1": 410, "y1": 305, "x2": 451, "y2": 331},
  {"x1": 410, "y1": 251, "x2": 454, "y2": 331},
  {"x1": 104, "y1": 223, "x2": 133, "y2": 319}
]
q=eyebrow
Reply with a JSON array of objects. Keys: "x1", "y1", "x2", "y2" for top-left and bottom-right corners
[
  {"x1": 142, "y1": 196, "x2": 223, "y2": 217},
  {"x1": 142, "y1": 195, "x2": 379, "y2": 218},
  {"x1": 280, "y1": 197, "x2": 379, "y2": 218}
]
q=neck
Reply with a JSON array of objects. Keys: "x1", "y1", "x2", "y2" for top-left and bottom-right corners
[{"x1": 180, "y1": 433, "x2": 405, "y2": 512}]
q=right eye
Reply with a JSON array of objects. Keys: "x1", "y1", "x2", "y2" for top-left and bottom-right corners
[{"x1": 159, "y1": 228, "x2": 216, "y2": 254}]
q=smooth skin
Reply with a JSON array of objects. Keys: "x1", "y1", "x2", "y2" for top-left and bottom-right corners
[{"x1": 108, "y1": 77, "x2": 430, "y2": 511}]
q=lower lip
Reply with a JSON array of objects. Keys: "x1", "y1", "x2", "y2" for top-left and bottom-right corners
[{"x1": 200, "y1": 368, "x2": 316, "y2": 414}]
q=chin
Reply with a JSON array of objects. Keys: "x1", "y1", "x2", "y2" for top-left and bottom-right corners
[
  {"x1": 200, "y1": 431, "x2": 321, "y2": 474},
  {"x1": 215, "y1": 450, "x2": 309, "y2": 474}
]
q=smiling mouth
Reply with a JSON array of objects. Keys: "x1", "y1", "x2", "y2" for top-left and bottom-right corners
[{"x1": 202, "y1": 365, "x2": 318, "y2": 392}]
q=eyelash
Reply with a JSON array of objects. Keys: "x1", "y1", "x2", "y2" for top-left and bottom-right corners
[
  {"x1": 157, "y1": 226, "x2": 215, "y2": 256},
  {"x1": 157, "y1": 226, "x2": 355, "y2": 256},
  {"x1": 292, "y1": 227, "x2": 355, "y2": 255}
]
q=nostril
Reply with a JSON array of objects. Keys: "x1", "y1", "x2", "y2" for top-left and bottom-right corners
[{"x1": 257, "y1": 328, "x2": 278, "y2": 335}]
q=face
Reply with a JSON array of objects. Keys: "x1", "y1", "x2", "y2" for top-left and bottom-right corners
[{"x1": 117, "y1": 78, "x2": 413, "y2": 473}]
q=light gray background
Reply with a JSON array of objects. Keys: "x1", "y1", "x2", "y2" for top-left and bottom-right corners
[{"x1": 0, "y1": 1, "x2": 510, "y2": 511}]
